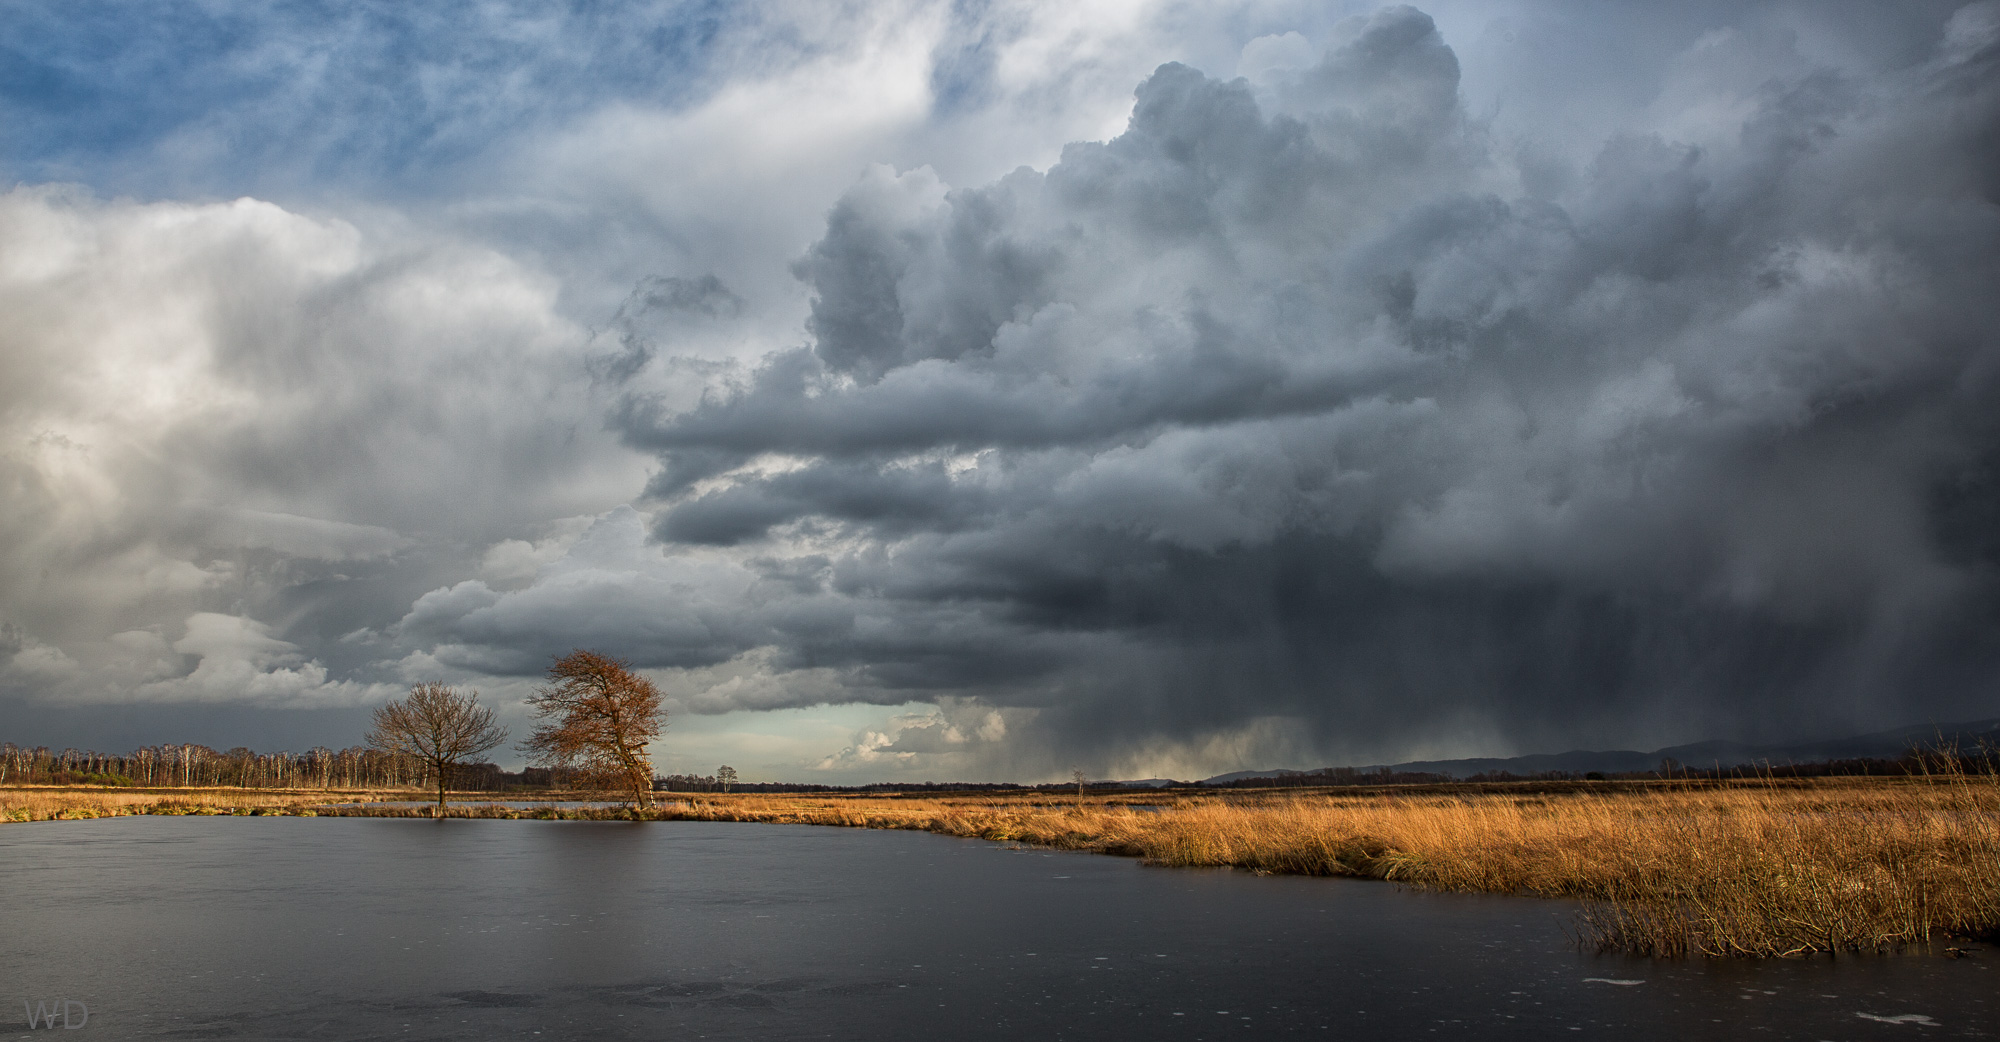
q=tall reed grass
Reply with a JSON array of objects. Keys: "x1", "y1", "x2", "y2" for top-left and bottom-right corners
[{"x1": 651, "y1": 773, "x2": 2000, "y2": 957}]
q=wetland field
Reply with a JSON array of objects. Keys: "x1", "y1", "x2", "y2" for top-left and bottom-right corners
[
  {"x1": 3, "y1": 806, "x2": 1995, "y2": 1040},
  {"x1": 8, "y1": 773, "x2": 1998, "y2": 959}
]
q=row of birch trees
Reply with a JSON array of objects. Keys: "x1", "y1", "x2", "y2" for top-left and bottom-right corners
[{"x1": 0, "y1": 742, "x2": 444, "y2": 789}]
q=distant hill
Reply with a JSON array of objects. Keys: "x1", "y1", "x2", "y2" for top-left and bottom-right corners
[{"x1": 1195, "y1": 717, "x2": 2000, "y2": 785}]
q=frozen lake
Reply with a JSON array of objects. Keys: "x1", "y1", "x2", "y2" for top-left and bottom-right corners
[{"x1": 2, "y1": 817, "x2": 1991, "y2": 1039}]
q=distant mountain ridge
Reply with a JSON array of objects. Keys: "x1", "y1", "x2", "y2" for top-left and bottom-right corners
[{"x1": 1192, "y1": 717, "x2": 2000, "y2": 785}]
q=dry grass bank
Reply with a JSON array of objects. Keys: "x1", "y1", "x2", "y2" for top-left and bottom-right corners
[
  {"x1": 0, "y1": 785, "x2": 495, "y2": 821},
  {"x1": 11, "y1": 775, "x2": 1996, "y2": 958},
  {"x1": 656, "y1": 776, "x2": 2000, "y2": 957}
]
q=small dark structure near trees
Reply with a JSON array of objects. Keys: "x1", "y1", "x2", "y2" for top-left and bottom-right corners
[
  {"x1": 520, "y1": 650, "x2": 665, "y2": 808},
  {"x1": 365, "y1": 682, "x2": 509, "y2": 810}
]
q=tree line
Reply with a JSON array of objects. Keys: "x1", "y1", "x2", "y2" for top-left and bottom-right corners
[
  {"x1": 0, "y1": 741, "x2": 620, "y2": 792},
  {"x1": 62, "y1": 647, "x2": 1969, "y2": 799},
  {"x1": 2, "y1": 650, "x2": 670, "y2": 808},
  {"x1": 0, "y1": 742, "x2": 460, "y2": 790}
]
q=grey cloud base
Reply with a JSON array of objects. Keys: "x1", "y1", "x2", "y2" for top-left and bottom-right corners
[{"x1": 398, "y1": 5, "x2": 2000, "y2": 773}]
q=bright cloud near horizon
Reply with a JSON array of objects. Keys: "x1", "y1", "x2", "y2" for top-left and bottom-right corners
[{"x1": 3, "y1": 0, "x2": 1997, "y2": 782}]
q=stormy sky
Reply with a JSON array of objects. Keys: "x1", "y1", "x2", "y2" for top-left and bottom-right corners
[{"x1": 3, "y1": 0, "x2": 1997, "y2": 782}]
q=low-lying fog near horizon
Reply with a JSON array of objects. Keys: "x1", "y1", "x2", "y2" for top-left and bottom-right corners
[{"x1": 3, "y1": 0, "x2": 1998, "y2": 784}]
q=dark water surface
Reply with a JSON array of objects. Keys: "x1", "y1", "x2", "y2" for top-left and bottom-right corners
[{"x1": 1, "y1": 818, "x2": 1990, "y2": 1040}]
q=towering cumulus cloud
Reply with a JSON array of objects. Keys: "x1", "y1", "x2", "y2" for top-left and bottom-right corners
[
  {"x1": 581, "y1": 5, "x2": 2000, "y2": 774},
  {"x1": 0, "y1": 188, "x2": 638, "y2": 725}
]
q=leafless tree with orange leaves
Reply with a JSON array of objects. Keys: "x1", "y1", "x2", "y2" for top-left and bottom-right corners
[{"x1": 520, "y1": 650, "x2": 665, "y2": 808}]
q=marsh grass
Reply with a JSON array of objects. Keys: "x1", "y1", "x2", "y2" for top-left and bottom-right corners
[
  {"x1": 1, "y1": 785, "x2": 444, "y2": 821},
  {"x1": 646, "y1": 775, "x2": 2000, "y2": 956},
  {"x1": 11, "y1": 771, "x2": 1996, "y2": 957}
]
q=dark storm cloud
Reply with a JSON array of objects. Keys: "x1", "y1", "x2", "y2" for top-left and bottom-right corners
[
  {"x1": 547, "y1": 3, "x2": 2000, "y2": 766},
  {"x1": 18, "y1": 0, "x2": 1995, "y2": 779},
  {"x1": 593, "y1": 274, "x2": 747, "y2": 384},
  {"x1": 658, "y1": 457, "x2": 996, "y2": 544}
]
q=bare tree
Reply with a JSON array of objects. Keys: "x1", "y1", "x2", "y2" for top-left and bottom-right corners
[
  {"x1": 520, "y1": 650, "x2": 665, "y2": 808},
  {"x1": 716, "y1": 765, "x2": 738, "y2": 792},
  {"x1": 1072, "y1": 766, "x2": 1088, "y2": 796},
  {"x1": 366, "y1": 682, "x2": 509, "y2": 811}
]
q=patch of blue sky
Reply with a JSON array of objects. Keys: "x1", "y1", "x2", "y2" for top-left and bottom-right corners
[
  {"x1": 0, "y1": 0, "x2": 740, "y2": 201},
  {"x1": 924, "y1": 0, "x2": 999, "y2": 118}
]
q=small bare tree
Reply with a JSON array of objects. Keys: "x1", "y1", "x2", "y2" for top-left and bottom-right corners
[
  {"x1": 716, "y1": 765, "x2": 738, "y2": 792},
  {"x1": 1072, "y1": 766, "x2": 1088, "y2": 797},
  {"x1": 366, "y1": 683, "x2": 509, "y2": 811},
  {"x1": 520, "y1": 650, "x2": 665, "y2": 808}
]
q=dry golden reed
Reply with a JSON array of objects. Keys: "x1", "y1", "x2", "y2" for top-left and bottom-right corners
[
  {"x1": 645, "y1": 775, "x2": 2000, "y2": 957},
  {"x1": 10, "y1": 772, "x2": 1996, "y2": 958},
  {"x1": 1, "y1": 786, "x2": 387, "y2": 821}
]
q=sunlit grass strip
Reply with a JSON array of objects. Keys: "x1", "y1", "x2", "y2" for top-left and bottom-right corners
[{"x1": 1, "y1": 786, "x2": 430, "y2": 821}]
